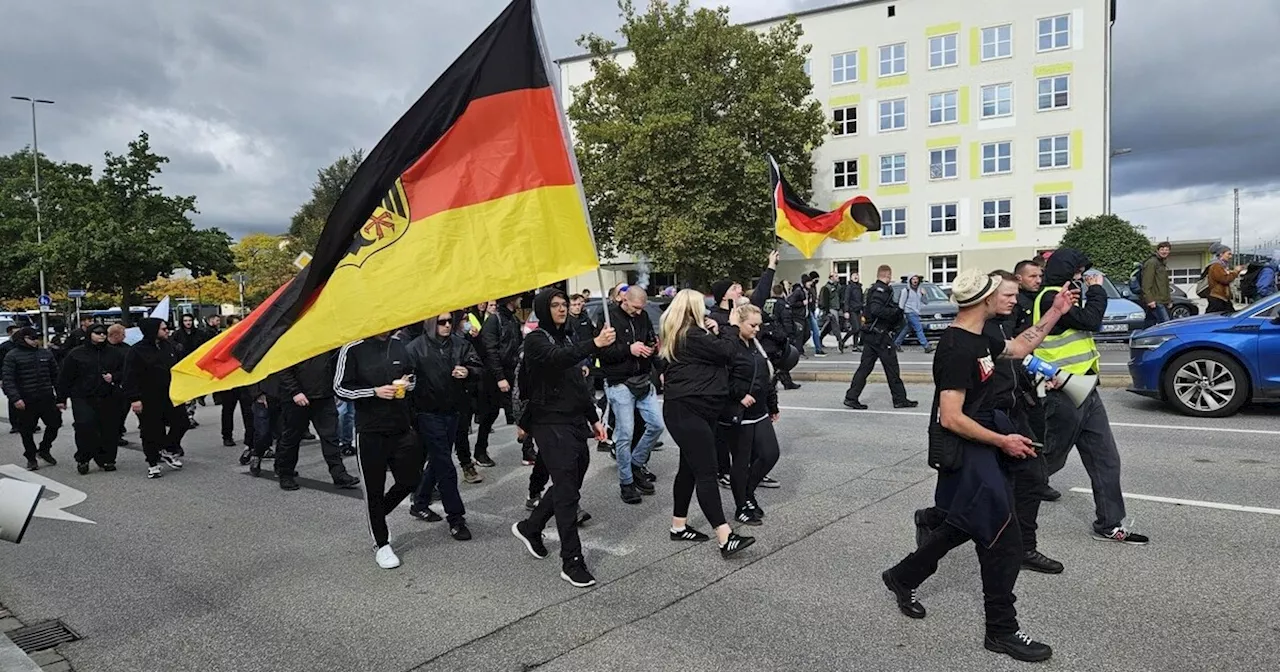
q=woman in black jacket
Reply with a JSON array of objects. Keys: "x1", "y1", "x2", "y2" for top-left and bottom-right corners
[
  {"x1": 720, "y1": 304, "x2": 781, "y2": 526},
  {"x1": 658, "y1": 289, "x2": 755, "y2": 557}
]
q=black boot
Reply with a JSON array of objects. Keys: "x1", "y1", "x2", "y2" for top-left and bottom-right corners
[
  {"x1": 1021, "y1": 550, "x2": 1064, "y2": 574},
  {"x1": 984, "y1": 631, "x2": 1053, "y2": 662},
  {"x1": 881, "y1": 570, "x2": 925, "y2": 619}
]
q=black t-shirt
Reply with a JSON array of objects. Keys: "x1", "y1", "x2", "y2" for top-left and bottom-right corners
[{"x1": 932, "y1": 325, "x2": 1006, "y2": 426}]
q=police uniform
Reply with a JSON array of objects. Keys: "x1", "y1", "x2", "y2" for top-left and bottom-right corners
[{"x1": 842, "y1": 279, "x2": 912, "y2": 407}]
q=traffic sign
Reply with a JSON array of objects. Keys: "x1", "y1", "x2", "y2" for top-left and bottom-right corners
[
  {"x1": 37, "y1": 294, "x2": 51, "y2": 307},
  {"x1": 293, "y1": 251, "x2": 313, "y2": 270},
  {"x1": 67, "y1": 289, "x2": 86, "y2": 298}
]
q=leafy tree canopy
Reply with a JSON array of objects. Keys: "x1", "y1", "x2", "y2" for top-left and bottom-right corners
[
  {"x1": 289, "y1": 148, "x2": 364, "y2": 254},
  {"x1": 232, "y1": 232, "x2": 298, "y2": 306},
  {"x1": 1057, "y1": 214, "x2": 1155, "y2": 280},
  {"x1": 570, "y1": 0, "x2": 825, "y2": 288}
]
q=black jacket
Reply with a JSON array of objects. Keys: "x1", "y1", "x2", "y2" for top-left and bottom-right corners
[
  {"x1": 63, "y1": 327, "x2": 90, "y2": 353},
  {"x1": 786, "y1": 284, "x2": 809, "y2": 318},
  {"x1": 844, "y1": 281, "x2": 865, "y2": 314},
  {"x1": 568, "y1": 310, "x2": 596, "y2": 346},
  {"x1": 481, "y1": 304, "x2": 523, "y2": 380},
  {"x1": 123, "y1": 319, "x2": 181, "y2": 405},
  {"x1": 598, "y1": 302, "x2": 658, "y2": 385},
  {"x1": 1039, "y1": 249, "x2": 1107, "y2": 336},
  {"x1": 57, "y1": 341, "x2": 126, "y2": 402},
  {"x1": 760, "y1": 296, "x2": 791, "y2": 356},
  {"x1": 708, "y1": 268, "x2": 775, "y2": 331},
  {"x1": 2, "y1": 340, "x2": 59, "y2": 402},
  {"x1": 276, "y1": 351, "x2": 337, "y2": 400},
  {"x1": 405, "y1": 327, "x2": 482, "y2": 414},
  {"x1": 334, "y1": 335, "x2": 414, "y2": 433},
  {"x1": 521, "y1": 289, "x2": 600, "y2": 427},
  {"x1": 661, "y1": 326, "x2": 738, "y2": 413},
  {"x1": 724, "y1": 333, "x2": 779, "y2": 422},
  {"x1": 861, "y1": 280, "x2": 903, "y2": 334},
  {"x1": 818, "y1": 280, "x2": 842, "y2": 312},
  {"x1": 171, "y1": 326, "x2": 207, "y2": 357}
]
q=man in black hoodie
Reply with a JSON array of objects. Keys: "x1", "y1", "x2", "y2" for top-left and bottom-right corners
[
  {"x1": 2, "y1": 326, "x2": 63, "y2": 470},
  {"x1": 334, "y1": 331, "x2": 423, "y2": 570},
  {"x1": 843, "y1": 265, "x2": 916, "y2": 409},
  {"x1": 511, "y1": 289, "x2": 615, "y2": 588},
  {"x1": 404, "y1": 314, "x2": 484, "y2": 541},
  {"x1": 123, "y1": 318, "x2": 186, "y2": 479},
  {"x1": 477, "y1": 295, "x2": 523, "y2": 466},
  {"x1": 841, "y1": 273, "x2": 864, "y2": 351},
  {"x1": 57, "y1": 324, "x2": 127, "y2": 474},
  {"x1": 270, "y1": 351, "x2": 360, "y2": 491},
  {"x1": 1035, "y1": 250, "x2": 1148, "y2": 545}
]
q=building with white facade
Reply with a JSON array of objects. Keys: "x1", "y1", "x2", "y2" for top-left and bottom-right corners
[{"x1": 557, "y1": 0, "x2": 1117, "y2": 292}]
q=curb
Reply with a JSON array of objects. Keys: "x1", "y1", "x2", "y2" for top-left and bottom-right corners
[
  {"x1": 0, "y1": 604, "x2": 74, "y2": 672},
  {"x1": 791, "y1": 370, "x2": 1131, "y2": 388}
]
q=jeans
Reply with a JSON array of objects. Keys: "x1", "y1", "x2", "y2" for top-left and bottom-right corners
[
  {"x1": 413, "y1": 412, "x2": 465, "y2": 524},
  {"x1": 1044, "y1": 389, "x2": 1127, "y2": 533},
  {"x1": 807, "y1": 312, "x2": 823, "y2": 351},
  {"x1": 604, "y1": 383, "x2": 663, "y2": 485},
  {"x1": 894, "y1": 312, "x2": 929, "y2": 347},
  {"x1": 336, "y1": 399, "x2": 356, "y2": 446},
  {"x1": 1143, "y1": 303, "x2": 1170, "y2": 328}
]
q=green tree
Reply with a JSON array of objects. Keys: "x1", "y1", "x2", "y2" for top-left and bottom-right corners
[
  {"x1": 232, "y1": 233, "x2": 298, "y2": 306},
  {"x1": 289, "y1": 148, "x2": 364, "y2": 253},
  {"x1": 1057, "y1": 214, "x2": 1155, "y2": 280},
  {"x1": 0, "y1": 150, "x2": 100, "y2": 300},
  {"x1": 570, "y1": 0, "x2": 825, "y2": 287},
  {"x1": 45, "y1": 132, "x2": 235, "y2": 324}
]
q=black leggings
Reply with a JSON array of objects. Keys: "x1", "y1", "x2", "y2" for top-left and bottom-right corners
[
  {"x1": 728, "y1": 420, "x2": 781, "y2": 509},
  {"x1": 664, "y1": 398, "x2": 727, "y2": 528}
]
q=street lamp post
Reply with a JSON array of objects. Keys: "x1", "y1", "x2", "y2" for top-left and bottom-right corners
[{"x1": 11, "y1": 96, "x2": 55, "y2": 345}]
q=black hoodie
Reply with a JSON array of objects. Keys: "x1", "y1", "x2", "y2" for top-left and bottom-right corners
[
  {"x1": 1037, "y1": 249, "x2": 1107, "y2": 336},
  {"x1": 58, "y1": 337, "x2": 126, "y2": 402},
  {"x1": 481, "y1": 302, "x2": 523, "y2": 380},
  {"x1": 123, "y1": 318, "x2": 181, "y2": 404},
  {"x1": 405, "y1": 319, "x2": 483, "y2": 414},
  {"x1": 275, "y1": 351, "x2": 338, "y2": 400},
  {"x1": 520, "y1": 289, "x2": 600, "y2": 427}
]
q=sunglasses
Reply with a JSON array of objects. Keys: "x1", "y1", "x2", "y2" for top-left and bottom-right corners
[{"x1": 437, "y1": 319, "x2": 453, "y2": 325}]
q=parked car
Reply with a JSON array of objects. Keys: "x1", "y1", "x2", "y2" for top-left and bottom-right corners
[
  {"x1": 1115, "y1": 281, "x2": 1200, "y2": 319},
  {"x1": 890, "y1": 282, "x2": 956, "y2": 344},
  {"x1": 1095, "y1": 277, "x2": 1148, "y2": 342},
  {"x1": 1127, "y1": 293, "x2": 1280, "y2": 417}
]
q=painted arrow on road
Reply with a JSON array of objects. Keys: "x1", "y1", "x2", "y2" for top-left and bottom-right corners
[{"x1": 0, "y1": 465, "x2": 96, "y2": 524}]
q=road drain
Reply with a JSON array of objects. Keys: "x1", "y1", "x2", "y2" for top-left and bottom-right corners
[{"x1": 6, "y1": 620, "x2": 80, "y2": 653}]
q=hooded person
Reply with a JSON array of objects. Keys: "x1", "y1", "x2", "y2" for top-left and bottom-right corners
[
  {"x1": 512, "y1": 289, "x2": 616, "y2": 589},
  {"x1": 2, "y1": 325, "x2": 64, "y2": 469},
  {"x1": 122, "y1": 318, "x2": 188, "y2": 478},
  {"x1": 57, "y1": 323, "x2": 127, "y2": 474},
  {"x1": 1254, "y1": 250, "x2": 1280, "y2": 299},
  {"x1": 476, "y1": 295, "x2": 524, "y2": 467}
]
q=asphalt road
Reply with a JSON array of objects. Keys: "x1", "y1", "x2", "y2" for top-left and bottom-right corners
[
  {"x1": 1, "y1": 385, "x2": 1278, "y2": 672},
  {"x1": 793, "y1": 344, "x2": 1132, "y2": 374}
]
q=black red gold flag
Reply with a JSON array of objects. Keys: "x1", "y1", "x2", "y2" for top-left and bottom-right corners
[{"x1": 768, "y1": 154, "x2": 880, "y2": 258}]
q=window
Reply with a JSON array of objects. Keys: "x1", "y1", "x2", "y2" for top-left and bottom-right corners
[
  {"x1": 928, "y1": 34, "x2": 958, "y2": 69},
  {"x1": 831, "y1": 51, "x2": 858, "y2": 84},
  {"x1": 929, "y1": 203, "x2": 958, "y2": 234},
  {"x1": 929, "y1": 255, "x2": 959, "y2": 283},
  {"x1": 833, "y1": 106, "x2": 857, "y2": 136},
  {"x1": 833, "y1": 159, "x2": 858, "y2": 189},
  {"x1": 1038, "y1": 15, "x2": 1071, "y2": 52},
  {"x1": 981, "y1": 24, "x2": 1012, "y2": 60},
  {"x1": 1038, "y1": 193, "x2": 1070, "y2": 226},
  {"x1": 1038, "y1": 135, "x2": 1070, "y2": 169},
  {"x1": 929, "y1": 90, "x2": 958, "y2": 125},
  {"x1": 1169, "y1": 268, "x2": 1199, "y2": 285},
  {"x1": 980, "y1": 83, "x2": 1013, "y2": 118},
  {"x1": 981, "y1": 141, "x2": 1012, "y2": 175},
  {"x1": 879, "y1": 153, "x2": 907, "y2": 185},
  {"x1": 878, "y1": 98, "x2": 907, "y2": 131},
  {"x1": 881, "y1": 207, "x2": 907, "y2": 237},
  {"x1": 1037, "y1": 75, "x2": 1070, "y2": 110},
  {"x1": 879, "y1": 42, "x2": 906, "y2": 77},
  {"x1": 982, "y1": 198, "x2": 1012, "y2": 230},
  {"x1": 803, "y1": 59, "x2": 812, "y2": 78},
  {"x1": 928, "y1": 148, "x2": 957, "y2": 180},
  {"x1": 832, "y1": 260, "x2": 860, "y2": 280}
]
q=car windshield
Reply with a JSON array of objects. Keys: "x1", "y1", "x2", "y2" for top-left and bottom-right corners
[
  {"x1": 920, "y1": 283, "x2": 949, "y2": 303},
  {"x1": 1099, "y1": 277, "x2": 1122, "y2": 299}
]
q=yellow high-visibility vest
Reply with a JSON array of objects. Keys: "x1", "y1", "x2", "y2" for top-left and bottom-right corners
[{"x1": 1032, "y1": 287, "x2": 1100, "y2": 375}]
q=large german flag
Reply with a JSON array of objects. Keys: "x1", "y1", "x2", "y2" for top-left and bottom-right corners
[
  {"x1": 170, "y1": 0, "x2": 598, "y2": 404},
  {"x1": 769, "y1": 154, "x2": 880, "y2": 259}
]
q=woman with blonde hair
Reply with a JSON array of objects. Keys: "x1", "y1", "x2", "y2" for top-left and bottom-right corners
[
  {"x1": 659, "y1": 289, "x2": 756, "y2": 557},
  {"x1": 721, "y1": 304, "x2": 780, "y2": 526}
]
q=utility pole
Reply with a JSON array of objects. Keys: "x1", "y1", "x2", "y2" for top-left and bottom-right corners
[
  {"x1": 1233, "y1": 188, "x2": 1240, "y2": 254},
  {"x1": 11, "y1": 96, "x2": 55, "y2": 345}
]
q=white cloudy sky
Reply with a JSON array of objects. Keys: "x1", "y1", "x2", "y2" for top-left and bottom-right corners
[{"x1": 3, "y1": 0, "x2": 1278, "y2": 253}]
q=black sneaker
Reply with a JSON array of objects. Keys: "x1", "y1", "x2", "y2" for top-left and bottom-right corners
[
  {"x1": 262, "y1": 448, "x2": 275, "y2": 459},
  {"x1": 984, "y1": 630, "x2": 1053, "y2": 663},
  {"x1": 525, "y1": 496, "x2": 541, "y2": 511},
  {"x1": 843, "y1": 399, "x2": 868, "y2": 410},
  {"x1": 1038, "y1": 486, "x2": 1062, "y2": 502},
  {"x1": 632, "y1": 477, "x2": 655, "y2": 496},
  {"x1": 1021, "y1": 550, "x2": 1065, "y2": 574},
  {"x1": 223, "y1": 438, "x2": 237, "y2": 447},
  {"x1": 782, "y1": 383, "x2": 802, "y2": 390},
  {"x1": 717, "y1": 474, "x2": 732, "y2": 489},
  {"x1": 634, "y1": 464, "x2": 658, "y2": 483},
  {"x1": 474, "y1": 453, "x2": 496, "y2": 468},
  {"x1": 249, "y1": 457, "x2": 262, "y2": 477},
  {"x1": 117, "y1": 437, "x2": 129, "y2": 447},
  {"x1": 341, "y1": 445, "x2": 357, "y2": 457},
  {"x1": 76, "y1": 461, "x2": 90, "y2": 475},
  {"x1": 24, "y1": 459, "x2": 38, "y2": 471},
  {"x1": 719, "y1": 532, "x2": 755, "y2": 557},
  {"x1": 893, "y1": 399, "x2": 919, "y2": 408},
  {"x1": 620, "y1": 483, "x2": 642, "y2": 505},
  {"x1": 881, "y1": 570, "x2": 926, "y2": 619},
  {"x1": 333, "y1": 473, "x2": 361, "y2": 489},
  {"x1": 575, "y1": 508, "x2": 592, "y2": 527},
  {"x1": 279, "y1": 476, "x2": 300, "y2": 491},
  {"x1": 745, "y1": 498, "x2": 765, "y2": 519},
  {"x1": 1092, "y1": 526, "x2": 1149, "y2": 545},
  {"x1": 102, "y1": 463, "x2": 117, "y2": 472},
  {"x1": 512, "y1": 521, "x2": 549, "y2": 559},
  {"x1": 651, "y1": 440, "x2": 664, "y2": 451},
  {"x1": 670, "y1": 526, "x2": 710, "y2": 542},
  {"x1": 450, "y1": 522, "x2": 472, "y2": 541},
  {"x1": 238, "y1": 449, "x2": 252, "y2": 466},
  {"x1": 410, "y1": 505, "x2": 443, "y2": 522},
  {"x1": 758, "y1": 475, "x2": 780, "y2": 489},
  {"x1": 37, "y1": 450, "x2": 57, "y2": 466},
  {"x1": 814, "y1": 350, "x2": 828, "y2": 357},
  {"x1": 596, "y1": 439, "x2": 615, "y2": 453},
  {"x1": 735, "y1": 506, "x2": 762, "y2": 526},
  {"x1": 560, "y1": 556, "x2": 596, "y2": 588},
  {"x1": 302, "y1": 432, "x2": 315, "y2": 440}
]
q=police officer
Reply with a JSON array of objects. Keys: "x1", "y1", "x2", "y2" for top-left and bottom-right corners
[{"x1": 842, "y1": 265, "x2": 915, "y2": 409}]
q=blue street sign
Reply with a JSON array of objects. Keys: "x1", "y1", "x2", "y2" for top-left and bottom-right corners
[
  {"x1": 37, "y1": 294, "x2": 52, "y2": 307},
  {"x1": 67, "y1": 289, "x2": 86, "y2": 298}
]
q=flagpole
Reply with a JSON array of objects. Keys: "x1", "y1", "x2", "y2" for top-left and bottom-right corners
[{"x1": 531, "y1": 0, "x2": 611, "y2": 329}]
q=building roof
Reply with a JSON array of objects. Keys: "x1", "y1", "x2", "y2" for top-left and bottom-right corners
[{"x1": 555, "y1": 0, "x2": 886, "y2": 65}]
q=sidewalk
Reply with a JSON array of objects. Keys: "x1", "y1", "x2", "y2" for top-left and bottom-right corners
[{"x1": 0, "y1": 602, "x2": 75, "y2": 672}]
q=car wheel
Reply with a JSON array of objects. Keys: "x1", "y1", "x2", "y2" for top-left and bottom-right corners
[
  {"x1": 1170, "y1": 304, "x2": 1192, "y2": 319},
  {"x1": 1161, "y1": 350, "x2": 1249, "y2": 418}
]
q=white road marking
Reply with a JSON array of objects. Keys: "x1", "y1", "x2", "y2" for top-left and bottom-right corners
[
  {"x1": 775, "y1": 405, "x2": 1280, "y2": 436},
  {"x1": 0, "y1": 464, "x2": 96, "y2": 524},
  {"x1": 1070, "y1": 488, "x2": 1280, "y2": 516}
]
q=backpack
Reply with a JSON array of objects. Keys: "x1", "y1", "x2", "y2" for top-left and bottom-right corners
[
  {"x1": 1240, "y1": 263, "x2": 1267, "y2": 302},
  {"x1": 1194, "y1": 265, "x2": 1213, "y2": 299},
  {"x1": 1128, "y1": 262, "x2": 1144, "y2": 297}
]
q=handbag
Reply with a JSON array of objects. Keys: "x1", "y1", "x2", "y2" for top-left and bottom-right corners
[
  {"x1": 1194, "y1": 265, "x2": 1212, "y2": 299},
  {"x1": 926, "y1": 390, "x2": 964, "y2": 472},
  {"x1": 624, "y1": 373, "x2": 652, "y2": 400}
]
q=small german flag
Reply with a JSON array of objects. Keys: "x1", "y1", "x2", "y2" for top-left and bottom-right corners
[
  {"x1": 170, "y1": 0, "x2": 598, "y2": 404},
  {"x1": 769, "y1": 154, "x2": 880, "y2": 259}
]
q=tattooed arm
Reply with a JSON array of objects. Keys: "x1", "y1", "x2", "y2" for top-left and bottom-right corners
[{"x1": 1000, "y1": 284, "x2": 1079, "y2": 360}]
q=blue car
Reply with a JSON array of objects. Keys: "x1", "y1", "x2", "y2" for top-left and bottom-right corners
[{"x1": 1127, "y1": 293, "x2": 1280, "y2": 417}]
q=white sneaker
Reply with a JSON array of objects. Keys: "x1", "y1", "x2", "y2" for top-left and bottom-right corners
[
  {"x1": 160, "y1": 451, "x2": 183, "y2": 469},
  {"x1": 147, "y1": 465, "x2": 162, "y2": 479},
  {"x1": 375, "y1": 544, "x2": 401, "y2": 569}
]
